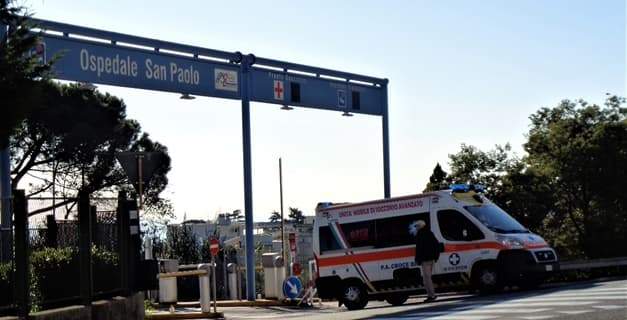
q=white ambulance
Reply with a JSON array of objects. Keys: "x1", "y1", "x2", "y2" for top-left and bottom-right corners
[{"x1": 313, "y1": 184, "x2": 559, "y2": 310}]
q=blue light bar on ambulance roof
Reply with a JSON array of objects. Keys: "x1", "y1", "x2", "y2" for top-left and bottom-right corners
[
  {"x1": 450, "y1": 184, "x2": 469, "y2": 193},
  {"x1": 449, "y1": 184, "x2": 485, "y2": 193}
]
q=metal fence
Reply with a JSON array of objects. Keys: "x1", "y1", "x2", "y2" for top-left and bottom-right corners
[{"x1": 0, "y1": 190, "x2": 141, "y2": 317}]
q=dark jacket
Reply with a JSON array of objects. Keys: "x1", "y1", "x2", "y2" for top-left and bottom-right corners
[{"x1": 415, "y1": 228, "x2": 441, "y2": 264}]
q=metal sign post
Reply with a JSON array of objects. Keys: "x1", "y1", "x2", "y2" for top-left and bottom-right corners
[
  {"x1": 209, "y1": 238, "x2": 219, "y2": 313},
  {"x1": 211, "y1": 255, "x2": 217, "y2": 313},
  {"x1": 10, "y1": 17, "x2": 392, "y2": 301}
]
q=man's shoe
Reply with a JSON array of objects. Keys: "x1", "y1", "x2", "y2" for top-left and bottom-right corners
[{"x1": 423, "y1": 296, "x2": 437, "y2": 303}]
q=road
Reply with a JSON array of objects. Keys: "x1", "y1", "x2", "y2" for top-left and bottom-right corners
[{"x1": 221, "y1": 278, "x2": 627, "y2": 320}]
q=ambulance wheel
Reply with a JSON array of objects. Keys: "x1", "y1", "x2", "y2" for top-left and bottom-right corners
[
  {"x1": 385, "y1": 293, "x2": 409, "y2": 306},
  {"x1": 342, "y1": 281, "x2": 369, "y2": 310},
  {"x1": 473, "y1": 266, "x2": 502, "y2": 294}
]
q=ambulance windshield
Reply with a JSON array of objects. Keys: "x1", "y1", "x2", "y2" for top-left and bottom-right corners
[{"x1": 464, "y1": 204, "x2": 528, "y2": 234}]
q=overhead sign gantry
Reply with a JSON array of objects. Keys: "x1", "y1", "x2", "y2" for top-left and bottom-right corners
[{"x1": 2, "y1": 18, "x2": 391, "y2": 300}]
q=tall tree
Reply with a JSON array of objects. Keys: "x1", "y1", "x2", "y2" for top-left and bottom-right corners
[
  {"x1": 1, "y1": 0, "x2": 54, "y2": 148},
  {"x1": 423, "y1": 163, "x2": 449, "y2": 192},
  {"x1": 10, "y1": 82, "x2": 171, "y2": 217},
  {"x1": 447, "y1": 143, "x2": 517, "y2": 198},
  {"x1": 288, "y1": 207, "x2": 305, "y2": 224},
  {"x1": 524, "y1": 95, "x2": 627, "y2": 258},
  {"x1": 268, "y1": 211, "x2": 281, "y2": 223},
  {"x1": 445, "y1": 144, "x2": 552, "y2": 233}
]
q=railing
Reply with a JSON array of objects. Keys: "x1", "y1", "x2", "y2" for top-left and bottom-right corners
[{"x1": 0, "y1": 190, "x2": 141, "y2": 318}]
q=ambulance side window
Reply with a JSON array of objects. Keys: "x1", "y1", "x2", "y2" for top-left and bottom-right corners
[
  {"x1": 437, "y1": 210, "x2": 484, "y2": 241},
  {"x1": 319, "y1": 226, "x2": 341, "y2": 253},
  {"x1": 376, "y1": 212, "x2": 430, "y2": 248},
  {"x1": 340, "y1": 220, "x2": 376, "y2": 248}
]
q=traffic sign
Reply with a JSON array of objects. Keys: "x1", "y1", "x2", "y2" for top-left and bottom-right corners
[
  {"x1": 115, "y1": 152, "x2": 167, "y2": 193},
  {"x1": 249, "y1": 67, "x2": 384, "y2": 115},
  {"x1": 282, "y1": 276, "x2": 302, "y2": 300},
  {"x1": 210, "y1": 238, "x2": 219, "y2": 257}
]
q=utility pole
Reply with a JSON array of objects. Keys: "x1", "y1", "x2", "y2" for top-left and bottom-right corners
[{"x1": 279, "y1": 158, "x2": 286, "y2": 277}]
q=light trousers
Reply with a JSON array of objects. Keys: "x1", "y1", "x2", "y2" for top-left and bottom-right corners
[{"x1": 421, "y1": 260, "x2": 435, "y2": 297}]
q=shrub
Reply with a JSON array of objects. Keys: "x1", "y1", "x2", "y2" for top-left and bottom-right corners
[
  {"x1": 0, "y1": 262, "x2": 12, "y2": 306},
  {"x1": 30, "y1": 246, "x2": 119, "y2": 310}
]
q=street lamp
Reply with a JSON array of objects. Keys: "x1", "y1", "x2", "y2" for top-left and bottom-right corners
[{"x1": 180, "y1": 93, "x2": 196, "y2": 100}]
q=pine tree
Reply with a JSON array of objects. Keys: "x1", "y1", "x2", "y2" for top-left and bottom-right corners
[{"x1": 423, "y1": 163, "x2": 449, "y2": 192}]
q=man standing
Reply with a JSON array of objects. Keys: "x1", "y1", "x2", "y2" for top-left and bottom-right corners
[{"x1": 415, "y1": 220, "x2": 440, "y2": 302}]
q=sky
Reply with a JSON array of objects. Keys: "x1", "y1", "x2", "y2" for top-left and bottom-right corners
[{"x1": 26, "y1": 0, "x2": 625, "y2": 222}]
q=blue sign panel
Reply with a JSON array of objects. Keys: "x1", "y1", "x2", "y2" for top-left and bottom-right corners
[
  {"x1": 40, "y1": 35, "x2": 241, "y2": 100},
  {"x1": 249, "y1": 67, "x2": 384, "y2": 116},
  {"x1": 282, "y1": 276, "x2": 303, "y2": 300}
]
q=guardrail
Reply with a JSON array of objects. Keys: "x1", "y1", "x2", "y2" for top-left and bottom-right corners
[{"x1": 559, "y1": 256, "x2": 627, "y2": 271}]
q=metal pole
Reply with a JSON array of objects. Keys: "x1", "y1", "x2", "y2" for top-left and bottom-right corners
[
  {"x1": 13, "y1": 190, "x2": 29, "y2": 317},
  {"x1": 1, "y1": 25, "x2": 11, "y2": 263},
  {"x1": 240, "y1": 54, "x2": 256, "y2": 301},
  {"x1": 382, "y1": 79, "x2": 391, "y2": 198},
  {"x1": 0, "y1": 146, "x2": 12, "y2": 262},
  {"x1": 279, "y1": 158, "x2": 286, "y2": 277},
  {"x1": 78, "y1": 190, "x2": 93, "y2": 306},
  {"x1": 138, "y1": 155, "x2": 144, "y2": 209},
  {"x1": 212, "y1": 255, "x2": 217, "y2": 313}
]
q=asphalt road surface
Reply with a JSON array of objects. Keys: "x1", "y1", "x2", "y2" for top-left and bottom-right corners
[{"x1": 221, "y1": 278, "x2": 627, "y2": 320}]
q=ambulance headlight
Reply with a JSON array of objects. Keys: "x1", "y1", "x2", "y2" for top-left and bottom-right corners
[{"x1": 496, "y1": 235, "x2": 524, "y2": 249}]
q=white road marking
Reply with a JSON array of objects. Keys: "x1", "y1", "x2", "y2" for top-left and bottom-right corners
[
  {"x1": 386, "y1": 316, "x2": 500, "y2": 320},
  {"x1": 542, "y1": 291, "x2": 627, "y2": 297},
  {"x1": 453, "y1": 301, "x2": 597, "y2": 308},
  {"x1": 557, "y1": 310, "x2": 593, "y2": 315},
  {"x1": 593, "y1": 304, "x2": 627, "y2": 310},
  {"x1": 518, "y1": 316, "x2": 554, "y2": 320},
  {"x1": 516, "y1": 295, "x2": 627, "y2": 301},
  {"x1": 457, "y1": 308, "x2": 551, "y2": 314}
]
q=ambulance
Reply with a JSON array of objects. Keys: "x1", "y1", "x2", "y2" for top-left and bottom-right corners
[{"x1": 313, "y1": 184, "x2": 559, "y2": 310}]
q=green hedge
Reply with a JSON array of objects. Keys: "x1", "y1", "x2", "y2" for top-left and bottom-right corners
[
  {"x1": 0, "y1": 262, "x2": 12, "y2": 306},
  {"x1": 30, "y1": 246, "x2": 119, "y2": 311}
]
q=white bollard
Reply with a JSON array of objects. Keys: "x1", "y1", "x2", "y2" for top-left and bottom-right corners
[
  {"x1": 227, "y1": 263, "x2": 238, "y2": 300},
  {"x1": 198, "y1": 264, "x2": 212, "y2": 313}
]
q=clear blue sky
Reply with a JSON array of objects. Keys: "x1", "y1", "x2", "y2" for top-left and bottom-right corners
[{"x1": 28, "y1": 0, "x2": 625, "y2": 222}]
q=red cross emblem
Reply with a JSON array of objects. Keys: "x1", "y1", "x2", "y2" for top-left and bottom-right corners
[{"x1": 274, "y1": 80, "x2": 284, "y2": 100}]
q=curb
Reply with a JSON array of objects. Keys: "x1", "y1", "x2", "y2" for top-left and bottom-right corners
[{"x1": 146, "y1": 311, "x2": 224, "y2": 319}]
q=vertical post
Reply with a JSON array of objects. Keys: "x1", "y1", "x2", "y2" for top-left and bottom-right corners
[
  {"x1": 0, "y1": 146, "x2": 12, "y2": 262},
  {"x1": 13, "y1": 190, "x2": 29, "y2": 317},
  {"x1": 279, "y1": 158, "x2": 286, "y2": 277},
  {"x1": 78, "y1": 190, "x2": 93, "y2": 306},
  {"x1": 211, "y1": 255, "x2": 217, "y2": 313},
  {"x1": 117, "y1": 191, "x2": 130, "y2": 295},
  {"x1": 240, "y1": 54, "x2": 256, "y2": 301},
  {"x1": 382, "y1": 79, "x2": 391, "y2": 198},
  {"x1": 127, "y1": 197, "x2": 140, "y2": 291},
  {"x1": 1, "y1": 24, "x2": 12, "y2": 264},
  {"x1": 137, "y1": 155, "x2": 144, "y2": 209}
]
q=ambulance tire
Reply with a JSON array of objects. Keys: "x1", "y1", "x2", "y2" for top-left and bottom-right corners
[
  {"x1": 473, "y1": 265, "x2": 502, "y2": 294},
  {"x1": 342, "y1": 280, "x2": 369, "y2": 310},
  {"x1": 385, "y1": 293, "x2": 409, "y2": 306}
]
